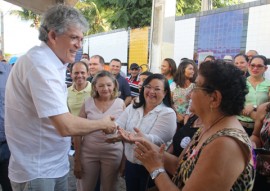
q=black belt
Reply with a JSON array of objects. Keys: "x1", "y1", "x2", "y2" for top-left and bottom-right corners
[{"x1": 0, "y1": 140, "x2": 7, "y2": 146}]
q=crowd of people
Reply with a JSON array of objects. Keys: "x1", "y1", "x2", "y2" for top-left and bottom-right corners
[{"x1": 0, "y1": 4, "x2": 270, "y2": 191}]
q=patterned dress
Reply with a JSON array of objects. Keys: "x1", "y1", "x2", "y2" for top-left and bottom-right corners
[
  {"x1": 261, "y1": 112, "x2": 270, "y2": 150},
  {"x1": 171, "y1": 83, "x2": 195, "y2": 119},
  {"x1": 172, "y1": 128, "x2": 255, "y2": 191}
]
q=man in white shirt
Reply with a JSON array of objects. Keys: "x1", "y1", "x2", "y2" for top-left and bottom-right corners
[{"x1": 5, "y1": 5, "x2": 116, "y2": 191}]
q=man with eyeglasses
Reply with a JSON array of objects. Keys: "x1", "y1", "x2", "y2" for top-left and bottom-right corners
[
  {"x1": 126, "y1": 63, "x2": 140, "y2": 98},
  {"x1": 5, "y1": 5, "x2": 116, "y2": 191}
]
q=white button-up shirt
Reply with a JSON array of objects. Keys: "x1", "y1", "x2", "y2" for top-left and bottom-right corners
[
  {"x1": 116, "y1": 103, "x2": 176, "y2": 164},
  {"x1": 5, "y1": 42, "x2": 70, "y2": 182}
]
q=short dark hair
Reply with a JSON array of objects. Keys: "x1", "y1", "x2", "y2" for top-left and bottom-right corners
[
  {"x1": 234, "y1": 53, "x2": 248, "y2": 62},
  {"x1": 110, "y1": 58, "x2": 122, "y2": 65},
  {"x1": 133, "y1": 73, "x2": 172, "y2": 109},
  {"x1": 250, "y1": 55, "x2": 268, "y2": 66},
  {"x1": 199, "y1": 59, "x2": 247, "y2": 116},
  {"x1": 204, "y1": 55, "x2": 215, "y2": 61},
  {"x1": 70, "y1": 60, "x2": 89, "y2": 73},
  {"x1": 82, "y1": 53, "x2": 90, "y2": 59},
  {"x1": 91, "y1": 55, "x2": 105, "y2": 65},
  {"x1": 140, "y1": 71, "x2": 153, "y2": 76}
]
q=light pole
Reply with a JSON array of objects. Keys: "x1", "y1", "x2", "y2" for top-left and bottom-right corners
[
  {"x1": 149, "y1": 0, "x2": 176, "y2": 73},
  {"x1": 201, "y1": 0, "x2": 213, "y2": 11}
]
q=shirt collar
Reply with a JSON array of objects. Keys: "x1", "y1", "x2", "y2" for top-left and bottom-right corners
[
  {"x1": 138, "y1": 102, "x2": 164, "y2": 115},
  {"x1": 71, "y1": 81, "x2": 91, "y2": 92},
  {"x1": 41, "y1": 42, "x2": 69, "y2": 70}
]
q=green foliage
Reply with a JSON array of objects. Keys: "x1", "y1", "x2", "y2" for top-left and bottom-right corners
[
  {"x1": 93, "y1": 0, "x2": 152, "y2": 29},
  {"x1": 10, "y1": 9, "x2": 40, "y2": 28},
  {"x1": 213, "y1": 0, "x2": 242, "y2": 8},
  {"x1": 75, "y1": 1, "x2": 110, "y2": 35},
  {"x1": 176, "y1": 0, "x2": 243, "y2": 16},
  {"x1": 9, "y1": 0, "x2": 243, "y2": 33}
]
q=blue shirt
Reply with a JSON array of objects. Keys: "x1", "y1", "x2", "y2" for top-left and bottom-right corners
[
  {"x1": 116, "y1": 73, "x2": 131, "y2": 100},
  {"x1": 0, "y1": 62, "x2": 11, "y2": 142}
]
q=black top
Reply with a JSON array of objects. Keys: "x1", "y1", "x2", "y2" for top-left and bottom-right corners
[{"x1": 172, "y1": 115, "x2": 199, "y2": 157}]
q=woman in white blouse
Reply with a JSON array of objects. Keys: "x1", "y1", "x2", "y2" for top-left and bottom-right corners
[{"x1": 109, "y1": 73, "x2": 177, "y2": 191}]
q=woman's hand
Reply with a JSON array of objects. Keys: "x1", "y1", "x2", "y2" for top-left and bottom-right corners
[
  {"x1": 134, "y1": 140, "x2": 165, "y2": 173},
  {"x1": 74, "y1": 158, "x2": 83, "y2": 179},
  {"x1": 242, "y1": 105, "x2": 254, "y2": 116},
  {"x1": 105, "y1": 130, "x2": 123, "y2": 143},
  {"x1": 176, "y1": 113, "x2": 184, "y2": 122},
  {"x1": 118, "y1": 127, "x2": 145, "y2": 143}
]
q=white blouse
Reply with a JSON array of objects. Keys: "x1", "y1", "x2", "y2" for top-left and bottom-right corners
[{"x1": 116, "y1": 103, "x2": 177, "y2": 164}]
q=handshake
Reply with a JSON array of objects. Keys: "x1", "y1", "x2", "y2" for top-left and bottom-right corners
[{"x1": 101, "y1": 115, "x2": 118, "y2": 134}]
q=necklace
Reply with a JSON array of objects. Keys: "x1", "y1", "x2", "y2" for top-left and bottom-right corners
[{"x1": 185, "y1": 115, "x2": 226, "y2": 159}]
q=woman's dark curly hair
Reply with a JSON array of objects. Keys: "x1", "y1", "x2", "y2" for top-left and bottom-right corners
[
  {"x1": 199, "y1": 59, "x2": 248, "y2": 116},
  {"x1": 133, "y1": 73, "x2": 172, "y2": 109}
]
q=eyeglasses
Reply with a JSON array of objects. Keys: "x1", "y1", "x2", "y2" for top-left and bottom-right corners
[
  {"x1": 192, "y1": 84, "x2": 213, "y2": 92},
  {"x1": 144, "y1": 85, "x2": 164, "y2": 93},
  {"x1": 64, "y1": 34, "x2": 83, "y2": 45},
  {"x1": 250, "y1": 64, "x2": 265, "y2": 70}
]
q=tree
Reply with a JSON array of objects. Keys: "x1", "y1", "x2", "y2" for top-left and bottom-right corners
[
  {"x1": 176, "y1": 0, "x2": 243, "y2": 16},
  {"x1": 10, "y1": 9, "x2": 40, "y2": 29},
  {"x1": 75, "y1": 1, "x2": 110, "y2": 35},
  {"x1": 10, "y1": 0, "x2": 243, "y2": 32},
  {"x1": 94, "y1": 0, "x2": 242, "y2": 29},
  {"x1": 9, "y1": 1, "x2": 109, "y2": 35},
  {"x1": 93, "y1": 0, "x2": 152, "y2": 29}
]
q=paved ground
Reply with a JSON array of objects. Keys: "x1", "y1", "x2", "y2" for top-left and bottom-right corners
[
  {"x1": 68, "y1": 156, "x2": 126, "y2": 191},
  {"x1": 0, "y1": 157, "x2": 125, "y2": 191}
]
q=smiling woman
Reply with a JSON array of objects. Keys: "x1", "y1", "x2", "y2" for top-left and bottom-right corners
[
  {"x1": 127, "y1": 60, "x2": 255, "y2": 191},
  {"x1": 108, "y1": 73, "x2": 177, "y2": 191}
]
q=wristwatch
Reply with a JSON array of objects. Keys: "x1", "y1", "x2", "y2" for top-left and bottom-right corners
[
  {"x1": 150, "y1": 168, "x2": 165, "y2": 179},
  {"x1": 253, "y1": 105, "x2": 257, "y2": 112}
]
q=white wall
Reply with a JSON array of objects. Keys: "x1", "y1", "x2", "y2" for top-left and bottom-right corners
[
  {"x1": 246, "y1": 4, "x2": 270, "y2": 57},
  {"x1": 85, "y1": 30, "x2": 129, "y2": 63},
  {"x1": 174, "y1": 18, "x2": 196, "y2": 65}
]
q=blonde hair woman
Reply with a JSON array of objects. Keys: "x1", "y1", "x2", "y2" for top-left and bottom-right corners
[{"x1": 74, "y1": 70, "x2": 125, "y2": 191}]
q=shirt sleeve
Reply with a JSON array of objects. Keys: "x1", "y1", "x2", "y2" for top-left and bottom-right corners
[
  {"x1": 144, "y1": 109, "x2": 177, "y2": 145},
  {"x1": 28, "y1": 64, "x2": 69, "y2": 118}
]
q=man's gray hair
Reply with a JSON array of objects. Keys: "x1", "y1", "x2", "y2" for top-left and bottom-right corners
[{"x1": 39, "y1": 4, "x2": 89, "y2": 42}]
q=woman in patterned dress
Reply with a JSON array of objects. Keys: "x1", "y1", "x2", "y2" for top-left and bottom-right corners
[
  {"x1": 251, "y1": 102, "x2": 270, "y2": 191},
  {"x1": 170, "y1": 59, "x2": 197, "y2": 126},
  {"x1": 123, "y1": 60, "x2": 256, "y2": 191}
]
